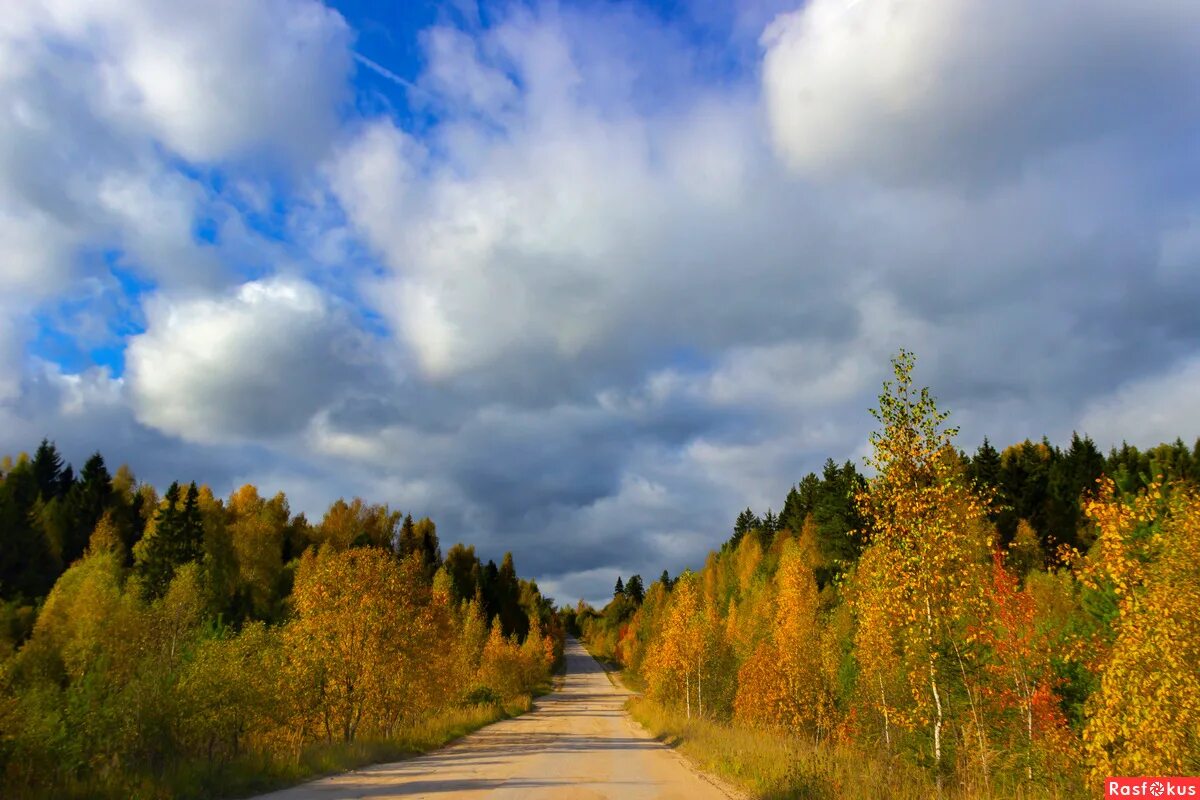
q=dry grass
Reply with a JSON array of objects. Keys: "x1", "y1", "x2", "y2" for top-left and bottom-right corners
[
  {"x1": 29, "y1": 697, "x2": 534, "y2": 800},
  {"x1": 627, "y1": 696, "x2": 919, "y2": 799},
  {"x1": 626, "y1": 697, "x2": 1088, "y2": 800}
]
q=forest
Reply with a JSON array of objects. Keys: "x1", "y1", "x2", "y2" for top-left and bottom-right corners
[
  {"x1": 575, "y1": 351, "x2": 1199, "y2": 798},
  {"x1": 0, "y1": 444, "x2": 563, "y2": 799}
]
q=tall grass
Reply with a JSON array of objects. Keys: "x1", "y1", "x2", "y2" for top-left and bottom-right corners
[
  {"x1": 627, "y1": 696, "x2": 1087, "y2": 800},
  {"x1": 20, "y1": 697, "x2": 533, "y2": 800}
]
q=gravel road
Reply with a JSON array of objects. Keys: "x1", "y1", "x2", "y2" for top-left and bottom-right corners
[{"x1": 249, "y1": 636, "x2": 734, "y2": 799}]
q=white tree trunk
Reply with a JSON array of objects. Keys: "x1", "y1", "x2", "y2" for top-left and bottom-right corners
[
  {"x1": 926, "y1": 596, "x2": 943, "y2": 791},
  {"x1": 879, "y1": 674, "x2": 891, "y2": 748}
]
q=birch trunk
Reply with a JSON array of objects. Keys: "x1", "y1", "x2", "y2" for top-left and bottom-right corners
[{"x1": 926, "y1": 596, "x2": 943, "y2": 791}]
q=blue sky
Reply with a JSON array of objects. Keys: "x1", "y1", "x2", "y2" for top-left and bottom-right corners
[{"x1": 1, "y1": 0, "x2": 1199, "y2": 604}]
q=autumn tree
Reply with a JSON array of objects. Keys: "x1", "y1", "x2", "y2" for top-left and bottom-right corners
[
  {"x1": 227, "y1": 485, "x2": 289, "y2": 619},
  {"x1": 478, "y1": 619, "x2": 524, "y2": 699},
  {"x1": 285, "y1": 547, "x2": 441, "y2": 743},
  {"x1": 973, "y1": 551, "x2": 1074, "y2": 784},
  {"x1": 458, "y1": 597, "x2": 489, "y2": 682},
  {"x1": 177, "y1": 622, "x2": 279, "y2": 764},
  {"x1": 723, "y1": 535, "x2": 767, "y2": 663},
  {"x1": 315, "y1": 498, "x2": 400, "y2": 551},
  {"x1": 1006, "y1": 519, "x2": 1044, "y2": 577},
  {"x1": 1078, "y1": 479, "x2": 1200, "y2": 782},
  {"x1": 644, "y1": 571, "x2": 710, "y2": 718},
  {"x1": 733, "y1": 540, "x2": 831, "y2": 737},
  {"x1": 853, "y1": 350, "x2": 991, "y2": 781}
]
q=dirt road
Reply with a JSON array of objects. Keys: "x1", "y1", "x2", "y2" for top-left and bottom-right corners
[{"x1": 251, "y1": 636, "x2": 732, "y2": 799}]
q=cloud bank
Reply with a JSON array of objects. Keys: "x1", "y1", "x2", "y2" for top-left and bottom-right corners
[{"x1": 0, "y1": 0, "x2": 1197, "y2": 603}]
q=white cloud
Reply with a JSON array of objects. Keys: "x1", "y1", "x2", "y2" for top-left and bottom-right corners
[
  {"x1": 0, "y1": 307, "x2": 23, "y2": 403},
  {"x1": 0, "y1": 209, "x2": 79, "y2": 297},
  {"x1": 96, "y1": 167, "x2": 224, "y2": 284},
  {"x1": 37, "y1": 0, "x2": 353, "y2": 164},
  {"x1": 1079, "y1": 357, "x2": 1200, "y2": 450},
  {"x1": 127, "y1": 278, "x2": 371, "y2": 442},
  {"x1": 0, "y1": 0, "x2": 354, "y2": 302},
  {"x1": 329, "y1": 14, "x2": 836, "y2": 384},
  {"x1": 761, "y1": 0, "x2": 1200, "y2": 185}
]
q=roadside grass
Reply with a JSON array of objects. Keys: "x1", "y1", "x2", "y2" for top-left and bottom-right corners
[
  {"x1": 35, "y1": 697, "x2": 534, "y2": 800},
  {"x1": 626, "y1": 696, "x2": 1089, "y2": 800},
  {"x1": 212, "y1": 696, "x2": 536, "y2": 799},
  {"x1": 627, "y1": 695, "x2": 927, "y2": 799}
]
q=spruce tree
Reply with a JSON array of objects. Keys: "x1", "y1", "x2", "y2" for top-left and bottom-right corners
[
  {"x1": 811, "y1": 460, "x2": 866, "y2": 573},
  {"x1": 970, "y1": 437, "x2": 1001, "y2": 499},
  {"x1": 1045, "y1": 432, "x2": 1104, "y2": 553},
  {"x1": 761, "y1": 509, "x2": 779, "y2": 544},
  {"x1": 625, "y1": 574, "x2": 645, "y2": 604},
  {"x1": 398, "y1": 514, "x2": 417, "y2": 557},
  {"x1": 180, "y1": 482, "x2": 204, "y2": 563},
  {"x1": 780, "y1": 484, "x2": 808, "y2": 533},
  {"x1": 496, "y1": 553, "x2": 526, "y2": 639},
  {"x1": 31, "y1": 439, "x2": 64, "y2": 500},
  {"x1": 731, "y1": 507, "x2": 761, "y2": 547},
  {"x1": 481, "y1": 558, "x2": 500, "y2": 619},
  {"x1": 62, "y1": 453, "x2": 113, "y2": 567},
  {"x1": 0, "y1": 460, "x2": 54, "y2": 598},
  {"x1": 614, "y1": 576, "x2": 624, "y2": 598},
  {"x1": 56, "y1": 464, "x2": 75, "y2": 498},
  {"x1": 140, "y1": 482, "x2": 203, "y2": 599}
]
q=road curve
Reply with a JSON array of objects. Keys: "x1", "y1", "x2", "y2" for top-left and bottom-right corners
[{"x1": 250, "y1": 636, "x2": 733, "y2": 799}]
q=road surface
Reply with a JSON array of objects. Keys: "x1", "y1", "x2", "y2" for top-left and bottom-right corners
[{"x1": 251, "y1": 636, "x2": 733, "y2": 799}]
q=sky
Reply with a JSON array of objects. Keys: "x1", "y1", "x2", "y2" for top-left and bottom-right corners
[{"x1": 1, "y1": 0, "x2": 1198, "y2": 605}]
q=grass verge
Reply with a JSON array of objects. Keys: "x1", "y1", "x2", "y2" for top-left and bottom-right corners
[
  {"x1": 213, "y1": 696, "x2": 535, "y2": 799},
  {"x1": 625, "y1": 697, "x2": 1087, "y2": 800},
  {"x1": 627, "y1": 696, "x2": 932, "y2": 799},
  {"x1": 41, "y1": 697, "x2": 535, "y2": 800}
]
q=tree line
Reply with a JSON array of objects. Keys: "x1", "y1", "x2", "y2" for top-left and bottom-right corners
[
  {"x1": 0, "y1": 445, "x2": 563, "y2": 798},
  {"x1": 577, "y1": 351, "x2": 1198, "y2": 796}
]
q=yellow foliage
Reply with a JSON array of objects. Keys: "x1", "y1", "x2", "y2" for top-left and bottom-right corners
[
  {"x1": 733, "y1": 541, "x2": 832, "y2": 736},
  {"x1": 284, "y1": 547, "x2": 448, "y2": 742},
  {"x1": 734, "y1": 534, "x2": 763, "y2": 595},
  {"x1": 853, "y1": 351, "x2": 991, "y2": 770},
  {"x1": 86, "y1": 511, "x2": 124, "y2": 557},
  {"x1": 479, "y1": 620, "x2": 525, "y2": 699},
  {"x1": 1081, "y1": 480, "x2": 1200, "y2": 780}
]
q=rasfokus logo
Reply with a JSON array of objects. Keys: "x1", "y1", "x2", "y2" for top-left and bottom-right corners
[{"x1": 1107, "y1": 778, "x2": 1200, "y2": 797}]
